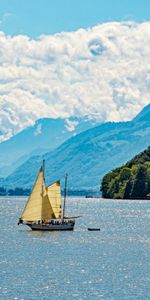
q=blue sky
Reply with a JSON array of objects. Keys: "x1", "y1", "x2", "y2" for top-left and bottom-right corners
[{"x1": 0, "y1": 0, "x2": 150, "y2": 37}]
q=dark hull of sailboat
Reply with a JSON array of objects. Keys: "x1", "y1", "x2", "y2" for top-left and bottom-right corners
[{"x1": 28, "y1": 222, "x2": 75, "y2": 231}]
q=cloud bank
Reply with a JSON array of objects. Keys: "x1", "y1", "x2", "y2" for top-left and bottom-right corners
[{"x1": 0, "y1": 21, "x2": 150, "y2": 141}]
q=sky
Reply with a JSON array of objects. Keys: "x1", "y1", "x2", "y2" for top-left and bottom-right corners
[
  {"x1": 0, "y1": 0, "x2": 150, "y2": 37},
  {"x1": 0, "y1": 1, "x2": 150, "y2": 141}
]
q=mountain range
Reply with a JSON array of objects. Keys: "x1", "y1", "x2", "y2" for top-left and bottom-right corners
[
  {"x1": 3, "y1": 103, "x2": 150, "y2": 191},
  {"x1": 0, "y1": 116, "x2": 97, "y2": 177}
]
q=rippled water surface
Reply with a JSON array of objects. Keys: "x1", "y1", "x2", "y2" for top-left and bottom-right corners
[{"x1": 0, "y1": 196, "x2": 150, "y2": 300}]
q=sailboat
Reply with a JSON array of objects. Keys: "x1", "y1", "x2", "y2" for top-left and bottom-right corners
[{"x1": 18, "y1": 161, "x2": 76, "y2": 231}]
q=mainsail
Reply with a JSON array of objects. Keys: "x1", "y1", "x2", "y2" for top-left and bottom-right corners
[
  {"x1": 47, "y1": 181, "x2": 62, "y2": 219},
  {"x1": 20, "y1": 167, "x2": 55, "y2": 221}
]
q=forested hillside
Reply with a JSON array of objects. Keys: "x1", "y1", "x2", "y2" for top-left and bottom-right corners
[{"x1": 101, "y1": 147, "x2": 150, "y2": 199}]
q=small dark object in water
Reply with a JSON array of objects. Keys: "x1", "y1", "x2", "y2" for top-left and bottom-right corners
[{"x1": 88, "y1": 228, "x2": 100, "y2": 231}]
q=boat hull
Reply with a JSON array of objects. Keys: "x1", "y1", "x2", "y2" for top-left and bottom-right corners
[
  {"x1": 28, "y1": 222, "x2": 75, "y2": 231},
  {"x1": 88, "y1": 228, "x2": 100, "y2": 231}
]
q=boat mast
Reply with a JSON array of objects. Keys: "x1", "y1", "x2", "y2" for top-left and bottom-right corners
[
  {"x1": 62, "y1": 173, "x2": 68, "y2": 221},
  {"x1": 42, "y1": 159, "x2": 45, "y2": 196}
]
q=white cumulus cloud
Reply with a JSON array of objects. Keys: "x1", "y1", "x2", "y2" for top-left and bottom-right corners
[{"x1": 0, "y1": 21, "x2": 150, "y2": 141}]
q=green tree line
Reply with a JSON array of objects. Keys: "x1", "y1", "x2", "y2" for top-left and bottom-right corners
[
  {"x1": 100, "y1": 147, "x2": 150, "y2": 199},
  {"x1": 0, "y1": 187, "x2": 31, "y2": 196}
]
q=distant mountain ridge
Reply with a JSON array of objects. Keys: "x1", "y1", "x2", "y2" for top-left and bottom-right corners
[
  {"x1": 133, "y1": 103, "x2": 150, "y2": 122},
  {"x1": 4, "y1": 103, "x2": 150, "y2": 191},
  {"x1": 0, "y1": 116, "x2": 97, "y2": 177}
]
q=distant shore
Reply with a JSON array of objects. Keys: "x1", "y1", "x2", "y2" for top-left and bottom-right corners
[{"x1": 0, "y1": 186, "x2": 100, "y2": 197}]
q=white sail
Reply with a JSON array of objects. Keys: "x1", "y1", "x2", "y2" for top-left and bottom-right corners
[
  {"x1": 20, "y1": 167, "x2": 55, "y2": 221},
  {"x1": 47, "y1": 181, "x2": 62, "y2": 219}
]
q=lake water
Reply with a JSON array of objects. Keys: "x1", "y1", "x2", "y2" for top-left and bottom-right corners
[{"x1": 0, "y1": 196, "x2": 150, "y2": 300}]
